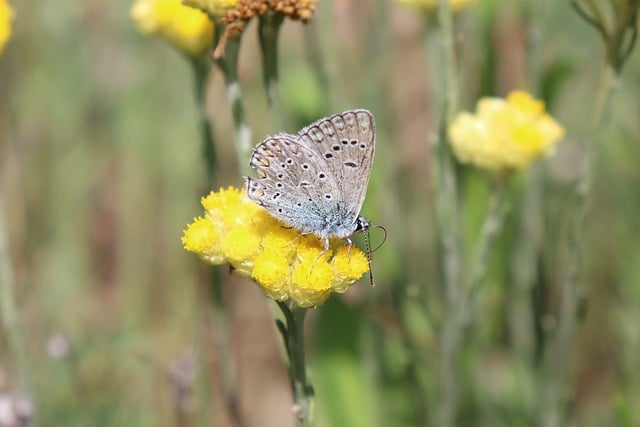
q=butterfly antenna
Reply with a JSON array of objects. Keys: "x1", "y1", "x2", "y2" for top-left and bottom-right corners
[
  {"x1": 364, "y1": 226, "x2": 376, "y2": 287},
  {"x1": 371, "y1": 225, "x2": 388, "y2": 253}
]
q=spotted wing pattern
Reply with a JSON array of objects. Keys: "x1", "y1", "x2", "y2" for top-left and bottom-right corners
[
  {"x1": 245, "y1": 134, "x2": 345, "y2": 238},
  {"x1": 296, "y1": 109, "x2": 375, "y2": 221},
  {"x1": 245, "y1": 109, "x2": 376, "y2": 240}
]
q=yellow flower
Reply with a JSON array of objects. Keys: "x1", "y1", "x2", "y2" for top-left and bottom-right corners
[
  {"x1": 397, "y1": 0, "x2": 475, "y2": 12},
  {"x1": 0, "y1": 0, "x2": 14, "y2": 55},
  {"x1": 448, "y1": 90, "x2": 565, "y2": 173},
  {"x1": 130, "y1": 0, "x2": 214, "y2": 57},
  {"x1": 182, "y1": 187, "x2": 369, "y2": 308}
]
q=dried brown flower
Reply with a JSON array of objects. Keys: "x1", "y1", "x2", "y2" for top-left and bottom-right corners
[{"x1": 214, "y1": 0, "x2": 317, "y2": 58}]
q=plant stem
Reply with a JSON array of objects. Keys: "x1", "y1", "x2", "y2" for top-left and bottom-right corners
[
  {"x1": 509, "y1": 166, "x2": 543, "y2": 363},
  {"x1": 464, "y1": 181, "x2": 509, "y2": 322},
  {"x1": 258, "y1": 11, "x2": 285, "y2": 131},
  {"x1": 277, "y1": 301, "x2": 314, "y2": 427},
  {"x1": 191, "y1": 56, "x2": 217, "y2": 188},
  {"x1": 192, "y1": 27, "x2": 243, "y2": 427},
  {"x1": 540, "y1": 62, "x2": 619, "y2": 427},
  {"x1": 214, "y1": 33, "x2": 253, "y2": 176},
  {"x1": 432, "y1": 1, "x2": 462, "y2": 426}
]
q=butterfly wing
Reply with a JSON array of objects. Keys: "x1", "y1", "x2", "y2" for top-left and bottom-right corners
[
  {"x1": 296, "y1": 109, "x2": 375, "y2": 222},
  {"x1": 245, "y1": 134, "x2": 345, "y2": 237}
]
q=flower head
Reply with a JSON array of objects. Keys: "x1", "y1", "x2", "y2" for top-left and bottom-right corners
[
  {"x1": 0, "y1": 0, "x2": 14, "y2": 55},
  {"x1": 448, "y1": 91, "x2": 565, "y2": 173},
  {"x1": 182, "y1": 187, "x2": 369, "y2": 307},
  {"x1": 397, "y1": 0, "x2": 475, "y2": 13},
  {"x1": 211, "y1": 0, "x2": 316, "y2": 57},
  {"x1": 130, "y1": 0, "x2": 214, "y2": 57},
  {"x1": 222, "y1": 0, "x2": 316, "y2": 23}
]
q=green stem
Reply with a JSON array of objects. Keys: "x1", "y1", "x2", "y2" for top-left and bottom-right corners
[
  {"x1": 432, "y1": 1, "x2": 462, "y2": 426},
  {"x1": 214, "y1": 33, "x2": 252, "y2": 176},
  {"x1": 540, "y1": 62, "x2": 619, "y2": 427},
  {"x1": 509, "y1": 166, "x2": 544, "y2": 363},
  {"x1": 277, "y1": 301, "x2": 314, "y2": 427},
  {"x1": 0, "y1": 204, "x2": 36, "y2": 417},
  {"x1": 191, "y1": 56, "x2": 218, "y2": 188},
  {"x1": 464, "y1": 180, "x2": 509, "y2": 322},
  {"x1": 258, "y1": 11, "x2": 285, "y2": 131},
  {"x1": 192, "y1": 26, "x2": 243, "y2": 427}
]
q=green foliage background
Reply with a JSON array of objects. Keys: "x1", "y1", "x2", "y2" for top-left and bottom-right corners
[{"x1": 1, "y1": 0, "x2": 640, "y2": 426}]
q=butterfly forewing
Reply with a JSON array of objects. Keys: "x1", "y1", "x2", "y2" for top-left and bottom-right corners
[
  {"x1": 297, "y1": 109, "x2": 375, "y2": 220},
  {"x1": 246, "y1": 134, "x2": 345, "y2": 236}
]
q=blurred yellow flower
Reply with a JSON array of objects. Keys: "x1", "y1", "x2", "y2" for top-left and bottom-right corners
[
  {"x1": 448, "y1": 91, "x2": 565, "y2": 173},
  {"x1": 183, "y1": 0, "x2": 238, "y2": 17},
  {"x1": 182, "y1": 187, "x2": 369, "y2": 308},
  {"x1": 130, "y1": 0, "x2": 214, "y2": 57},
  {"x1": 0, "y1": 0, "x2": 14, "y2": 54},
  {"x1": 397, "y1": 0, "x2": 475, "y2": 12}
]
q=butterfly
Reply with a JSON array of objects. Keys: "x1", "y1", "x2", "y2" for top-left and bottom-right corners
[{"x1": 245, "y1": 109, "x2": 376, "y2": 251}]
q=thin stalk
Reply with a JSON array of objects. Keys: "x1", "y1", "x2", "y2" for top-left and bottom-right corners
[
  {"x1": 432, "y1": 1, "x2": 462, "y2": 426},
  {"x1": 509, "y1": 0, "x2": 546, "y2": 367},
  {"x1": 464, "y1": 180, "x2": 509, "y2": 323},
  {"x1": 277, "y1": 301, "x2": 314, "y2": 427},
  {"x1": 191, "y1": 55, "x2": 217, "y2": 188},
  {"x1": 508, "y1": 166, "x2": 543, "y2": 363},
  {"x1": 258, "y1": 11, "x2": 285, "y2": 131},
  {"x1": 214, "y1": 34, "x2": 253, "y2": 176},
  {"x1": 540, "y1": 62, "x2": 620, "y2": 427},
  {"x1": 193, "y1": 26, "x2": 244, "y2": 427},
  {"x1": 0, "y1": 204, "x2": 36, "y2": 417}
]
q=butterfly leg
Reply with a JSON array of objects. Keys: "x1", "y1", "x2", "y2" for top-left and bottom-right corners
[{"x1": 307, "y1": 238, "x2": 331, "y2": 274}]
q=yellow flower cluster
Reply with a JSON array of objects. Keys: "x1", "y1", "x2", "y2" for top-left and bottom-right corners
[
  {"x1": 0, "y1": 0, "x2": 13, "y2": 55},
  {"x1": 182, "y1": 187, "x2": 369, "y2": 307},
  {"x1": 130, "y1": 0, "x2": 214, "y2": 57},
  {"x1": 448, "y1": 91, "x2": 565, "y2": 173},
  {"x1": 397, "y1": 0, "x2": 475, "y2": 12}
]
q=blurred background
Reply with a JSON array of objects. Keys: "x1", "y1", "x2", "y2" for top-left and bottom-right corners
[{"x1": 1, "y1": 0, "x2": 640, "y2": 426}]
